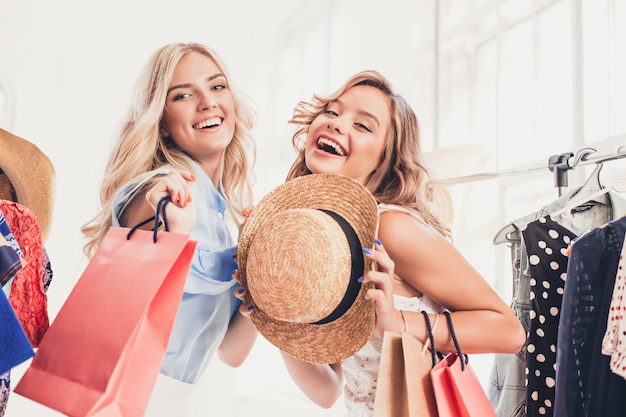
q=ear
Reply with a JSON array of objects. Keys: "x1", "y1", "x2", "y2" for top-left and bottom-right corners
[{"x1": 159, "y1": 120, "x2": 170, "y2": 138}]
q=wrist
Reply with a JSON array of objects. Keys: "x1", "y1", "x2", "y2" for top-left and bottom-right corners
[{"x1": 399, "y1": 310, "x2": 408, "y2": 334}]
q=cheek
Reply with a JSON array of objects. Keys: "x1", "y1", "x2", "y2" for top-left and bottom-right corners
[
  {"x1": 162, "y1": 109, "x2": 183, "y2": 130},
  {"x1": 308, "y1": 117, "x2": 327, "y2": 139},
  {"x1": 222, "y1": 93, "x2": 236, "y2": 114}
]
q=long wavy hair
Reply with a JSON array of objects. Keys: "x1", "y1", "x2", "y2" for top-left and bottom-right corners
[
  {"x1": 82, "y1": 42, "x2": 256, "y2": 257},
  {"x1": 286, "y1": 70, "x2": 450, "y2": 238}
]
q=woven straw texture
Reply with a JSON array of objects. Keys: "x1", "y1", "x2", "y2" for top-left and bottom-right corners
[
  {"x1": 0, "y1": 129, "x2": 55, "y2": 242},
  {"x1": 238, "y1": 174, "x2": 379, "y2": 364}
]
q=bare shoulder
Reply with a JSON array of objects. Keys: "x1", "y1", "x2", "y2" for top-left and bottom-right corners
[{"x1": 378, "y1": 209, "x2": 442, "y2": 244}]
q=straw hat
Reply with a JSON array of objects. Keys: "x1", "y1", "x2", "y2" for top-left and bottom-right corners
[
  {"x1": 0, "y1": 129, "x2": 55, "y2": 242},
  {"x1": 238, "y1": 173, "x2": 379, "y2": 364}
]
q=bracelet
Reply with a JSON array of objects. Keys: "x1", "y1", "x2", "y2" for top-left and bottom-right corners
[
  {"x1": 400, "y1": 310, "x2": 409, "y2": 333},
  {"x1": 431, "y1": 312, "x2": 440, "y2": 333},
  {"x1": 400, "y1": 310, "x2": 440, "y2": 340}
]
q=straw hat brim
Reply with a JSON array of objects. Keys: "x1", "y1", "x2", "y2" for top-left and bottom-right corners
[
  {"x1": 238, "y1": 173, "x2": 379, "y2": 364},
  {"x1": 0, "y1": 129, "x2": 55, "y2": 242}
]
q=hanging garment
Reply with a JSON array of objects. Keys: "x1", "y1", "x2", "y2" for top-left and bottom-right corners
[
  {"x1": 488, "y1": 189, "x2": 626, "y2": 417},
  {"x1": 0, "y1": 200, "x2": 52, "y2": 346},
  {"x1": 601, "y1": 232, "x2": 626, "y2": 379},
  {"x1": 0, "y1": 210, "x2": 29, "y2": 417},
  {"x1": 522, "y1": 216, "x2": 577, "y2": 417},
  {"x1": 554, "y1": 217, "x2": 626, "y2": 417},
  {"x1": 0, "y1": 201, "x2": 52, "y2": 417}
]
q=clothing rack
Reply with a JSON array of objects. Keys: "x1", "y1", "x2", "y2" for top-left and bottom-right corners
[{"x1": 434, "y1": 134, "x2": 626, "y2": 191}]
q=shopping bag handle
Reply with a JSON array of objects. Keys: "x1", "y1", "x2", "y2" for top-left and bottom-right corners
[
  {"x1": 443, "y1": 310, "x2": 468, "y2": 371},
  {"x1": 126, "y1": 196, "x2": 172, "y2": 243},
  {"x1": 421, "y1": 311, "x2": 438, "y2": 367}
]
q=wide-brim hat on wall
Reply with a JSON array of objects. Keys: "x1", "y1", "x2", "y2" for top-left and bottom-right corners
[
  {"x1": 0, "y1": 129, "x2": 55, "y2": 242},
  {"x1": 238, "y1": 173, "x2": 379, "y2": 364}
]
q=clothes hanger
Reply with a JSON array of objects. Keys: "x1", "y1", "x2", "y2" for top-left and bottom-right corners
[
  {"x1": 564, "y1": 147, "x2": 609, "y2": 204},
  {"x1": 550, "y1": 168, "x2": 626, "y2": 218},
  {"x1": 493, "y1": 148, "x2": 604, "y2": 245},
  {"x1": 492, "y1": 222, "x2": 520, "y2": 245},
  {"x1": 563, "y1": 161, "x2": 609, "y2": 204}
]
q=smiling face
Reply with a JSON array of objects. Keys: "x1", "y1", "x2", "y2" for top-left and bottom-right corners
[
  {"x1": 304, "y1": 85, "x2": 391, "y2": 185},
  {"x1": 160, "y1": 51, "x2": 236, "y2": 168}
]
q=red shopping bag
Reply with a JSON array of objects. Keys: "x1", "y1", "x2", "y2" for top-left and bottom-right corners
[
  {"x1": 430, "y1": 311, "x2": 496, "y2": 417},
  {"x1": 15, "y1": 197, "x2": 196, "y2": 417}
]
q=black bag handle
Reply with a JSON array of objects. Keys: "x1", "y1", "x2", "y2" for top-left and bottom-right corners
[
  {"x1": 443, "y1": 310, "x2": 468, "y2": 371},
  {"x1": 421, "y1": 310, "x2": 437, "y2": 367},
  {"x1": 126, "y1": 196, "x2": 172, "y2": 242}
]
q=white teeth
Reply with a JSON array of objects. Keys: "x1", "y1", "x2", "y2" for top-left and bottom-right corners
[
  {"x1": 194, "y1": 117, "x2": 221, "y2": 129},
  {"x1": 317, "y1": 138, "x2": 346, "y2": 156}
]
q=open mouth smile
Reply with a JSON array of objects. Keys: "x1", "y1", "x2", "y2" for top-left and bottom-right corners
[
  {"x1": 193, "y1": 117, "x2": 222, "y2": 130},
  {"x1": 317, "y1": 137, "x2": 346, "y2": 156}
]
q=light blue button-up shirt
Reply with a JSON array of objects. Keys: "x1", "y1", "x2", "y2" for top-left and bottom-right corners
[{"x1": 112, "y1": 159, "x2": 239, "y2": 383}]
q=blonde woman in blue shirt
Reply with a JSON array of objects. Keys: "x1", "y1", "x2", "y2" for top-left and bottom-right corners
[{"x1": 81, "y1": 42, "x2": 258, "y2": 416}]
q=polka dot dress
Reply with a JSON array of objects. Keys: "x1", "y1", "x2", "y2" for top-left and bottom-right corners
[{"x1": 522, "y1": 216, "x2": 576, "y2": 417}]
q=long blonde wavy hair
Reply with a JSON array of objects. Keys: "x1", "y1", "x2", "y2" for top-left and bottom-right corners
[
  {"x1": 81, "y1": 42, "x2": 256, "y2": 257},
  {"x1": 286, "y1": 70, "x2": 450, "y2": 238}
]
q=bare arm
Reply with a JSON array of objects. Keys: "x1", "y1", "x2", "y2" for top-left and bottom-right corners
[
  {"x1": 228, "y1": 274, "x2": 342, "y2": 407},
  {"x1": 280, "y1": 352, "x2": 344, "y2": 409},
  {"x1": 218, "y1": 304, "x2": 258, "y2": 367},
  {"x1": 370, "y1": 211, "x2": 525, "y2": 355},
  {"x1": 120, "y1": 171, "x2": 197, "y2": 233}
]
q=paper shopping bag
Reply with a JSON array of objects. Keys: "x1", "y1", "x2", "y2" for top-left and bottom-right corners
[
  {"x1": 430, "y1": 311, "x2": 496, "y2": 417},
  {"x1": 14, "y1": 223, "x2": 196, "y2": 417},
  {"x1": 0, "y1": 288, "x2": 34, "y2": 374},
  {"x1": 374, "y1": 310, "x2": 440, "y2": 417},
  {"x1": 373, "y1": 331, "x2": 439, "y2": 417}
]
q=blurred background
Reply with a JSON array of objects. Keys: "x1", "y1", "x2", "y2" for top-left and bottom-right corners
[{"x1": 1, "y1": 0, "x2": 625, "y2": 415}]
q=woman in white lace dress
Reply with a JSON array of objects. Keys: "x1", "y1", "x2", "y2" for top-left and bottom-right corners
[{"x1": 257, "y1": 70, "x2": 526, "y2": 417}]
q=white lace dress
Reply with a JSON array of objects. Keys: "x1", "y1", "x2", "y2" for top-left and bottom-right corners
[{"x1": 341, "y1": 204, "x2": 445, "y2": 416}]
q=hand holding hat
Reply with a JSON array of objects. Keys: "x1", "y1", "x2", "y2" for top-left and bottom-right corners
[{"x1": 237, "y1": 173, "x2": 379, "y2": 364}]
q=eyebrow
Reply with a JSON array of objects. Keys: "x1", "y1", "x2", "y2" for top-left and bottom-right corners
[
  {"x1": 332, "y1": 98, "x2": 380, "y2": 128},
  {"x1": 167, "y1": 73, "x2": 226, "y2": 95}
]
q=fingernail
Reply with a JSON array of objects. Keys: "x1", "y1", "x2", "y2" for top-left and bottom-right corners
[
  {"x1": 238, "y1": 288, "x2": 245, "y2": 294},
  {"x1": 363, "y1": 247, "x2": 373, "y2": 255},
  {"x1": 358, "y1": 276, "x2": 364, "y2": 283},
  {"x1": 375, "y1": 238, "x2": 382, "y2": 246},
  {"x1": 242, "y1": 208, "x2": 251, "y2": 217},
  {"x1": 247, "y1": 305, "x2": 254, "y2": 311}
]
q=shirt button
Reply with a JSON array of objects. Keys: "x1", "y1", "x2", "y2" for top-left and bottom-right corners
[{"x1": 217, "y1": 212, "x2": 224, "y2": 219}]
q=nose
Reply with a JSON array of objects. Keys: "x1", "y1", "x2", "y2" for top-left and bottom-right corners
[
  {"x1": 199, "y1": 92, "x2": 217, "y2": 111},
  {"x1": 327, "y1": 116, "x2": 346, "y2": 134}
]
